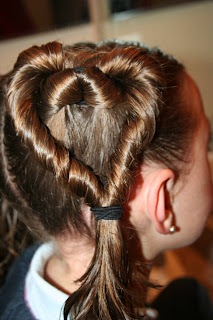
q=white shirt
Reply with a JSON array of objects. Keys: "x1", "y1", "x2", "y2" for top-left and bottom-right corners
[
  {"x1": 25, "y1": 242, "x2": 69, "y2": 320},
  {"x1": 25, "y1": 243, "x2": 158, "y2": 320}
]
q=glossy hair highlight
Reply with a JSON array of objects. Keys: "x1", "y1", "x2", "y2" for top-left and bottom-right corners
[{"x1": 0, "y1": 40, "x2": 195, "y2": 319}]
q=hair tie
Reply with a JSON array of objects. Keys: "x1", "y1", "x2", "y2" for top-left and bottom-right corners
[
  {"x1": 73, "y1": 66, "x2": 85, "y2": 73},
  {"x1": 73, "y1": 66, "x2": 87, "y2": 105},
  {"x1": 90, "y1": 206, "x2": 123, "y2": 221}
]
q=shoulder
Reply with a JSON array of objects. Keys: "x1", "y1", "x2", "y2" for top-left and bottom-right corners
[{"x1": 0, "y1": 244, "x2": 39, "y2": 320}]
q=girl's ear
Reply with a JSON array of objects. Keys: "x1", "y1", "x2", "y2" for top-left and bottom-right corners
[{"x1": 147, "y1": 169, "x2": 175, "y2": 234}]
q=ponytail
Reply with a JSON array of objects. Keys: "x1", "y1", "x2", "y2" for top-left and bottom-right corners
[{"x1": 63, "y1": 46, "x2": 162, "y2": 319}]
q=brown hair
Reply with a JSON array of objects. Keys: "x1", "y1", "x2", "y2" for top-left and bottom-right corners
[{"x1": 0, "y1": 41, "x2": 195, "y2": 319}]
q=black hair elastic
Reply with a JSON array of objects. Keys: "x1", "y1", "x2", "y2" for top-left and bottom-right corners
[
  {"x1": 73, "y1": 66, "x2": 85, "y2": 73},
  {"x1": 90, "y1": 206, "x2": 123, "y2": 221}
]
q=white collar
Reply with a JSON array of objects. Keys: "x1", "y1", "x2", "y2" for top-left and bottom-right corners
[
  {"x1": 25, "y1": 242, "x2": 69, "y2": 320},
  {"x1": 25, "y1": 243, "x2": 158, "y2": 320}
]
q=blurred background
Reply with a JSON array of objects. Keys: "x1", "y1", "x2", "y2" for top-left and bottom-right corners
[{"x1": 0, "y1": 0, "x2": 213, "y2": 301}]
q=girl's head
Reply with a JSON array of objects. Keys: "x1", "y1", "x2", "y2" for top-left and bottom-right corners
[
  {"x1": 0, "y1": 40, "x2": 212, "y2": 319},
  {"x1": 129, "y1": 72, "x2": 213, "y2": 259}
]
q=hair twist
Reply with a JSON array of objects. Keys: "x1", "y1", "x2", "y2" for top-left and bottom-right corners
[
  {"x1": 94, "y1": 48, "x2": 163, "y2": 205},
  {"x1": 75, "y1": 66, "x2": 125, "y2": 108},
  {"x1": 6, "y1": 42, "x2": 103, "y2": 206},
  {"x1": 39, "y1": 68, "x2": 84, "y2": 118}
]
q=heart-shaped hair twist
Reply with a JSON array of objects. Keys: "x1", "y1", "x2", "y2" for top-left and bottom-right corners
[{"x1": 6, "y1": 42, "x2": 104, "y2": 206}]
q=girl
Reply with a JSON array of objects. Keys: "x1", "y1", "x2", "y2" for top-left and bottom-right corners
[{"x1": 0, "y1": 40, "x2": 212, "y2": 320}]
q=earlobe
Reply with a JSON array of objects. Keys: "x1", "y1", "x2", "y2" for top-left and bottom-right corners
[{"x1": 147, "y1": 169, "x2": 175, "y2": 234}]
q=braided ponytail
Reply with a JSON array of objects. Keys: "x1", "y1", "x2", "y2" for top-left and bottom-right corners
[{"x1": 1, "y1": 41, "x2": 188, "y2": 319}]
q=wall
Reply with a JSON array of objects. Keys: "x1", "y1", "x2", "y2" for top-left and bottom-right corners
[{"x1": 106, "y1": 1, "x2": 213, "y2": 120}]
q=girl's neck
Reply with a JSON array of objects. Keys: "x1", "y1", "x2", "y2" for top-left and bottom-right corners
[{"x1": 44, "y1": 233, "x2": 95, "y2": 294}]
